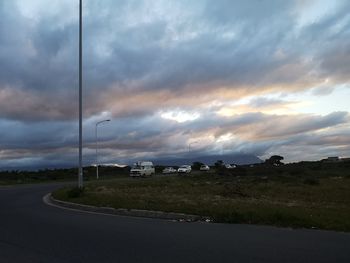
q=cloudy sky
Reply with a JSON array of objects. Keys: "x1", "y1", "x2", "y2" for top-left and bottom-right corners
[{"x1": 0, "y1": 0, "x2": 349, "y2": 169}]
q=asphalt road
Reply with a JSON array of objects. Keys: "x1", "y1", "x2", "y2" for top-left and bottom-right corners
[{"x1": 0, "y1": 183, "x2": 349, "y2": 263}]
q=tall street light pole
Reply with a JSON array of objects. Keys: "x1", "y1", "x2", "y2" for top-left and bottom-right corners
[
  {"x1": 78, "y1": 0, "x2": 83, "y2": 188},
  {"x1": 95, "y1": 119, "x2": 110, "y2": 179}
]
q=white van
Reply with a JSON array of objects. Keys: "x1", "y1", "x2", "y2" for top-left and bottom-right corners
[{"x1": 130, "y1": 161, "x2": 155, "y2": 177}]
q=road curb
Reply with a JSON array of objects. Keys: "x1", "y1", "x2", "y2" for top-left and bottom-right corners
[{"x1": 44, "y1": 193, "x2": 206, "y2": 222}]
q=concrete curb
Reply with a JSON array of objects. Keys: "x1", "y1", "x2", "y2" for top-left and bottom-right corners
[{"x1": 44, "y1": 193, "x2": 208, "y2": 222}]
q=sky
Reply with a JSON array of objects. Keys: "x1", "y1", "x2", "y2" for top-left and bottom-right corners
[{"x1": 0, "y1": 0, "x2": 349, "y2": 169}]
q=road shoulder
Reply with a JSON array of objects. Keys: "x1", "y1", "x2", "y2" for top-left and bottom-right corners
[{"x1": 43, "y1": 193, "x2": 206, "y2": 222}]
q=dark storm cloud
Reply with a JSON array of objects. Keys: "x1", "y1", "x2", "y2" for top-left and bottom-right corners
[
  {"x1": 0, "y1": 0, "x2": 349, "y2": 168},
  {"x1": 99, "y1": 110, "x2": 350, "y2": 157},
  {"x1": 0, "y1": 119, "x2": 77, "y2": 149},
  {"x1": 0, "y1": 0, "x2": 348, "y2": 121},
  {"x1": 295, "y1": 1, "x2": 350, "y2": 83},
  {"x1": 0, "y1": 2, "x2": 77, "y2": 91},
  {"x1": 0, "y1": 1, "x2": 79, "y2": 121},
  {"x1": 246, "y1": 111, "x2": 349, "y2": 139},
  {"x1": 208, "y1": 113, "x2": 350, "y2": 160},
  {"x1": 186, "y1": 111, "x2": 349, "y2": 142},
  {"x1": 0, "y1": 108, "x2": 349, "y2": 168}
]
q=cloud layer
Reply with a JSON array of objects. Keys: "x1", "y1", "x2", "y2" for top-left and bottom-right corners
[{"x1": 0, "y1": 0, "x2": 349, "y2": 169}]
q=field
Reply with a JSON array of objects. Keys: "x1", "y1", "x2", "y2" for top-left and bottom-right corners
[
  {"x1": 52, "y1": 161, "x2": 350, "y2": 232},
  {"x1": 0, "y1": 166, "x2": 129, "y2": 185}
]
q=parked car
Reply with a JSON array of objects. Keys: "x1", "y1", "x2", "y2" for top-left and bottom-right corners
[
  {"x1": 200, "y1": 164, "x2": 210, "y2": 171},
  {"x1": 162, "y1": 167, "x2": 177, "y2": 174},
  {"x1": 130, "y1": 161, "x2": 155, "y2": 177},
  {"x1": 177, "y1": 165, "x2": 192, "y2": 174},
  {"x1": 225, "y1": 164, "x2": 237, "y2": 169}
]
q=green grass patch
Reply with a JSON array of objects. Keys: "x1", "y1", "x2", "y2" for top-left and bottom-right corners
[
  {"x1": 0, "y1": 166, "x2": 130, "y2": 185},
  {"x1": 53, "y1": 162, "x2": 350, "y2": 232}
]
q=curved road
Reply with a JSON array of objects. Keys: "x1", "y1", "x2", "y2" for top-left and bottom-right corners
[{"x1": 1, "y1": 183, "x2": 349, "y2": 263}]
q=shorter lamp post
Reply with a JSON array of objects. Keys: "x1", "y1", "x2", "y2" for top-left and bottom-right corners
[
  {"x1": 188, "y1": 141, "x2": 198, "y2": 153},
  {"x1": 95, "y1": 119, "x2": 110, "y2": 179}
]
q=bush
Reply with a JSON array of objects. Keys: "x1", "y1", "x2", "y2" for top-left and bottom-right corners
[
  {"x1": 216, "y1": 166, "x2": 228, "y2": 176},
  {"x1": 288, "y1": 168, "x2": 304, "y2": 176},
  {"x1": 213, "y1": 210, "x2": 247, "y2": 223},
  {"x1": 231, "y1": 167, "x2": 247, "y2": 176},
  {"x1": 67, "y1": 187, "x2": 85, "y2": 198},
  {"x1": 303, "y1": 177, "x2": 320, "y2": 185},
  {"x1": 192, "y1": 162, "x2": 204, "y2": 170},
  {"x1": 217, "y1": 166, "x2": 247, "y2": 176}
]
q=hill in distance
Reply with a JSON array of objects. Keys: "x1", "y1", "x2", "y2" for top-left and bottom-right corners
[{"x1": 153, "y1": 153, "x2": 262, "y2": 166}]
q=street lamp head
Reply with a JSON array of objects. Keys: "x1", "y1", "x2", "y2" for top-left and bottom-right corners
[{"x1": 96, "y1": 119, "x2": 111, "y2": 126}]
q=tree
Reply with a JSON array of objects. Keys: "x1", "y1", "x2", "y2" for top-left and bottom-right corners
[
  {"x1": 214, "y1": 160, "x2": 224, "y2": 168},
  {"x1": 192, "y1": 162, "x2": 204, "y2": 170},
  {"x1": 265, "y1": 155, "x2": 284, "y2": 166}
]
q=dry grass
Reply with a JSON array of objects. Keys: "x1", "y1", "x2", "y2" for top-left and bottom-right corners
[{"x1": 53, "y1": 162, "x2": 350, "y2": 231}]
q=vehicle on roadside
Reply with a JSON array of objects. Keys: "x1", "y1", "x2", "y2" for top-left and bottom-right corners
[
  {"x1": 225, "y1": 164, "x2": 237, "y2": 169},
  {"x1": 200, "y1": 164, "x2": 210, "y2": 171},
  {"x1": 130, "y1": 161, "x2": 155, "y2": 177},
  {"x1": 162, "y1": 167, "x2": 177, "y2": 174},
  {"x1": 177, "y1": 165, "x2": 192, "y2": 174}
]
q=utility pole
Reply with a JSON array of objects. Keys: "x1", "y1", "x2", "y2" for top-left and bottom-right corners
[{"x1": 78, "y1": 0, "x2": 83, "y2": 188}]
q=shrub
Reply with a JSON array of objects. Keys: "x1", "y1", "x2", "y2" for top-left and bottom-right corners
[
  {"x1": 213, "y1": 210, "x2": 246, "y2": 223},
  {"x1": 231, "y1": 167, "x2": 247, "y2": 176},
  {"x1": 192, "y1": 162, "x2": 204, "y2": 170},
  {"x1": 303, "y1": 177, "x2": 320, "y2": 185},
  {"x1": 67, "y1": 187, "x2": 85, "y2": 198},
  {"x1": 288, "y1": 168, "x2": 304, "y2": 176},
  {"x1": 216, "y1": 166, "x2": 228, "y2": 176}
]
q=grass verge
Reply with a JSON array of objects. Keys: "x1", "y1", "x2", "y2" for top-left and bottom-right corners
[{"x1": 52, "y1": 167, "x2": 350, "y2": 232}]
